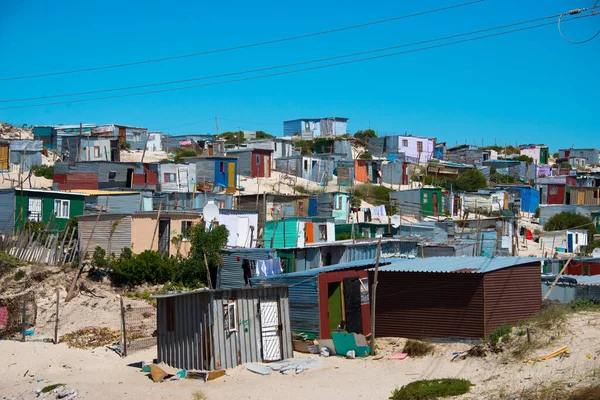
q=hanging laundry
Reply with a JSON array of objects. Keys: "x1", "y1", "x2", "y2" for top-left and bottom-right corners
[
  {"x1": 378, "y1": 205, "x2": 387, "y2": 217},
  {"x1": 364, "y1": 208, "x2": 372, "y2": 222},
  {"x1": 271, "y1": 258, "x2": 282, "y2": 275},
  {"x1": 242, "y1": 259, "x2": 252, "y2": 285},
  {"x1": 526, "y1": 230, "x2": 533, "y2": 241},
  {"x1": 256, "y1": 259, "x2": 273, "y2": 277}
]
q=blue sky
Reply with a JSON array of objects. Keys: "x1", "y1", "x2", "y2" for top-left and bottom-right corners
[{"x1": 0, "y1": 0, "x2": 598, "y2": 151}]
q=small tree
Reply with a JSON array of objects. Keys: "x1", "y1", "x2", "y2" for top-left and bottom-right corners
[
  {"x1": 358, "y1": 152, "x2": 373, "y2": 160},
  {"x1": 544, "y1": 212, "x2": 598, "y2": 238},
  {"x1": 174, "y1": 225, "x2": 229, "y2": 288},
  {"x1": 354, "y1": 129, "x2": 377, "y2": 142},
  {"x1": 453, "y1": 169, "x2": 487, "y2": 191}
]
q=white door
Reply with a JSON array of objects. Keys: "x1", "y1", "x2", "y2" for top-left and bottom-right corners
[
  {"x1": 260, "y1": 299, "x2": 282, "y2": 362},
  {"x1": 177, "y1": 166, "x2": 188, "y2": 192}
]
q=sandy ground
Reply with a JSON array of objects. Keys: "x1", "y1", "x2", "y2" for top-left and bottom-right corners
[
  {"x1": 2, "y1": 312, "x2": 600, "y2": 399},
  {"x1": 119, "y1": 150, "x2": 168, "y2": 163}
]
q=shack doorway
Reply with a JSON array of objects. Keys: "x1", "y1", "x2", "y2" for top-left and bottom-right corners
[
  {"x1": 260, "y1": 299, "x2": 282, "y2": 362},
  {"x1": 158, "y1": 219, "x2": 170, "y2": 255},
  {"x1": 343, "y1": 277, "x2": 363, "y2": 334},
  {"x1": 327, "y1": 282, "x2": 343, "y2": 334}
]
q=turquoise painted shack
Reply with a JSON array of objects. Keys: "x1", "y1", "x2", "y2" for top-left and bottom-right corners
[
  {"x1": 263, "y1": 217, "x2": 335, "y2": 248},
  {"x1": 317, "y1": 192, "x2": 350, "y2": 222}
]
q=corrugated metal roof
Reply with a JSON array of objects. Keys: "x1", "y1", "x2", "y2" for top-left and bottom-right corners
[
  {"x1": 374, "y1": 256, "x2": 542, "y2": 274},
  {"x1": 64, "y1": 189, "x2": 139, "y2": 195},
  {"x1": 253, "y1": 258, "x2": 385, "y2": 280},
  {"x1": 559, "y1": 275, "x2": 600, "y2": 286}
]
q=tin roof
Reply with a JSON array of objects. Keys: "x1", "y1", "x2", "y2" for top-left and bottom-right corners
[
  {"x1": 63, "y1": 189, "x2": 139, "y2": 196},
  {"x1": 151, "y1": 285, "x2": 286, "y2": 299},
  {"x1": 373, "y1": 256, "x2": 542, "y2": 274},
  {"x1": 253, "y1": 258, "x2": 385, "y2": 280}
]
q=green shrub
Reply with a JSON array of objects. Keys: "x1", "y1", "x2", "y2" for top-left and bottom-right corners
[
  {"x1": 544, "y1": 212, "x2": 597, "y2": 239},
  {"x1": 91, "y1": 246, "x2": 108, "y2": 269},
  {"x1": 390, "y1": 379, "x2": 472, "y2": 400},
  {"x1": 488, "y1": 325, "x2": 512, "y2": 346},
  {"x1": 30, "y1": 164, "x2": 54, "y2": 180},
  {"x1": 0, "y1": 250, "x2": 24, "y2": 278},
  {"x1": 358, "y1": 152, "x2": 373, "y2": 160},
  {"x1": 111, "y1": 250, "x2": 178, "y2": 286},
  {"x1": 13, "y1": 269, "x2": 25, "y2": 281},
  {"x1": 402, "y1": 340, "x2": 434, "y2": 357},
  {"x1": 173, "y1": 148, "x2": 197, "y2": 163}
]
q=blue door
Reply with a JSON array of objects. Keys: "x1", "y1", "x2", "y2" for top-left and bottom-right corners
[
  {"x1": 567, "y1": 233, "x2": 573, "y2": 253},
  {"x1": 308, "y1": 198, "x2": 318, "y2": 216}
]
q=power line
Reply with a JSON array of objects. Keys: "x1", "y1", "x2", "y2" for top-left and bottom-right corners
[
  {"x1": 0, "y1": 0, "x2": 484, "y2": 82},
  {"x1": 0, "y1": 13, "x2": 569, "y2": 104},
  {"x1": 0, "y1": 13, "x2": 595, "y2": 111},
  {"x1": 558, "y1": 4, "x2": 600, "y2": 44}
]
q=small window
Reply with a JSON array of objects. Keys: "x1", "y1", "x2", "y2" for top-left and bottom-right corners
[
  {"x1": 54, "y1": 199, "x2": 70, "y2": 219},
  {"x1": 256, "y1": 155, "x2": 260, "y2": 165},
  {"x1": 274, "y1": 142, "x2": 277, "y2": 151},
  {"x1": 594, "y1": 190, "x2": 599, "y2": 199},
  {"x1": 223, "y1": 301, "x2": 237, "y2": 332},
  {"x1": 583, "y1": 266, "x2": 590, "y2": 276},
  {"x1": 108, "y1": 171, "x2": 116, "y2": 180},
  {"x1": 402, "y1": 139, "x2": 408, "y2": 147},
  {"x1": 163, "y1": 173, "x2": 176, "y2": 183},
  {"x1": 93, "y1": 146, "x2": 100, "y2": 158},
  {"x1": 360, "y1": 278, "x2": 370, "y2": 304},
  {"x1": 219, "y1": 162, "x2": 225, "y2": 173},
  {"x1": 376, "y1": 227, "x2": 384, "y2": 238},
  {"x1": 305, "y1": 122, "x2": 310, "y2": 131},
  {"x1": 336, "y1": 196, "x2": 343, "y2": 210},
  {"x1": 417, "y1": 141, "x2": 423, "y2": 152},
  {"x1": 318, "y1": 225, "x2": 328, "y2": 240},
  {"x1": 304, "y1": 160, "x2": 308, "y2": 171},
  {"x1": 181, "y1": 221, "x2": 193, "y2": 240},
  {"x1": 28, "y1": 198, "x2": 42, "y2": 222},
  {"x1": 550, "y1": 187, "x2": 558, "y2": 195},
  {"x1": 361, "y1": 228, "x2": 370, "y2": 238},
  {"x1": 423, "y1": 192, "x2": 429, "y2": 204}
]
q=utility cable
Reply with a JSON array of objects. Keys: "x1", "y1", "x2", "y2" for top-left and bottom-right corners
[
  {"x1": 558, "y1": 5, "x2": 600, "y2": 44},
  {"x1": 0, "y1": 13, "x2": 595, "y2": 111},
  {"x1": 0, "y1": 12, "x2": 579, "y2": 104},
  {"x1": 0, "y1": 0, "x2": 484, "y2": 82}
]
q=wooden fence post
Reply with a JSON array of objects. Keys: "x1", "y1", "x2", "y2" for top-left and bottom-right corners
[
  {"x1": 54, "y1": 288, "x2": 60, "y2": 344},
  {"x1": 120, "y1": 296, "x2": 127, "y2": 357}
]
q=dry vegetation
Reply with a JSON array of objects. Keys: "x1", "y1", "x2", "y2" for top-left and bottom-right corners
[{"x1": 402, "y1": 339, "x2": 435, "y2": 357}]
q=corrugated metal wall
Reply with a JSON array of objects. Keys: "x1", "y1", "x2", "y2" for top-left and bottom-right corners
[
  {"x1": 389, "y1": 190, "x2": 422, "y2": 217},
  {"x1": 78, "y1": 215, "x2": 132, "y2": 256},
  {"x1": 230, "y1": 151, "x2": 251, "y2": 177},
  {"x1": 0, "y1": 190, "x2": 14, "y2": 235},
  {"x1": 484, "y1": 264, "x2": 541, "y2": 335},
  {"x1": 381, "y1": 162, "x2": 404, "y2": 186},
  {"x1": 251, "y1": 276, "x2": 320, "y2": 336},
  {"x1": 96, "y1": 194, "x2": 142, "y2": 214},
  {"x1": 157, "y1": 287, "x2": 292, "y2": 371},
  {"x1": 217, "y1": 249, "x2": 277, "y2": 289},
  {"x1": 371, "y1": 271, "x2": 486, "y2": 339}
]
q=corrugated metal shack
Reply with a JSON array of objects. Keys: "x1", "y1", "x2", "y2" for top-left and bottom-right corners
[
  {"x1": 0, "y1": 189, "x2": 15, "y2": 235},
  {"x1": 336, "y1": 160, "x2": 355, "y2": 186},
  {"x1": 252, "y1": 260, "x2": 379, "y2": 338},
  {"x1": 157, "y1": 163, "x2": 196, "y2": 193},
  {"x1": 445, "y1": 145, "x2": 483, "y2": 165},
  {"x1": 538, "y1": 204, "x2": 598, "y2": 226},
  {"x1": 494, "y1": 185, "x2": 540, "y2": 214},
  {"x1": 53, "y1": 162, "x2": 158, "y2": 191},
  {"x1": 9, "y1": 140, "x2": 43, "y2": 172},
  {"x1": 155, "y1": 287, "x2": 292, "y2": 370},
  {"x1": 79, "y1": 137, "x2": 114, "y2": 161},
  {"x1": 542, "y1": 274, "x2": 600, "y2": 303},
  {"x1": 381, "y1": 161, "x2": 409, "y2": 186},
  {"x1": 569, "y1": 187, "x2": 600, "y2": 206},
  {"x1": 226, "y1": 148, "x2": 272, "y2": 178},
  {"x1": 370, "y1": 257, "x2": 542, "y2": 339},
  {"x1": 483, "y1": 160, "x2": 536, "y2": 183}
]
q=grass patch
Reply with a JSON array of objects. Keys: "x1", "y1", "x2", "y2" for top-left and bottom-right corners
[
  {"x1": 60, "y1": 327, "x2": 120, "y2": 349},
  {"x1": 390, "y1": 379, "x2": 472, "y2": 400},
  {"x1": 353, "y1": 183, "x2": 394, "y2": 214},
  {"x1": 402, "y1": 340, "x2": 434, "y2": 357},
  {"x1": 192, "y1": 390, "x2": 208, "y2": 400},
  {"x1": 13, "y1": 269, "x2": 25, "y2": 281},
  {"x1": 41, "y1": 383, "x2": 65, "y2": 393},
  {"x1": 125, "y1": 291, "x2": 158, "y2": 306},
  {"x1": 488, "y1": 325, "x2": 512, "y2": 346}
]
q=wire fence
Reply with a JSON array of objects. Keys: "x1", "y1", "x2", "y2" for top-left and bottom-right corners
[
  {"x1": 0, "y1": 289, "x2": 37, "y2": 340},
  {"x1": 120, "y1": 298, "x2": 157, "y2": 356}
]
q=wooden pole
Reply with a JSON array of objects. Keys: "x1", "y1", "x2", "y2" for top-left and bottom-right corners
[
  {"x1": 203, "y1": 250, "x2": 213, "y2": 290},
  {"x1": 120, "y1": 296, "x2": 127, "y2": 357},
  {"x1": 150, "y1": 201, "x2": 163, "y2": 251},
  {"x1": 54, "y1": 288, "x2": 60, "y2": 344},
  {"x1": 543, "y1": 253, "x2": 577, "y2": 300},
  {"x1": 369, "y1": 238, "x2": 382, "y2": 356},
  {"x1": 140, "y1": 131, "x2": 151, "y2": 163}
]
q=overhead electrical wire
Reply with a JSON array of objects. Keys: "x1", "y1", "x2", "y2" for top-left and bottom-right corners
[
  {"x1": 0, "y1": 13, "x2": 595, "y2": 111},
  {"x1": 0, "y1": 13, "x2": 583, "y2": 104},
  {"x1": 0, "y1": 0, "x2": 484, "y2": 82},
  {"x1": 558, "y1": 2, "x2": 600, "y2": 44}
]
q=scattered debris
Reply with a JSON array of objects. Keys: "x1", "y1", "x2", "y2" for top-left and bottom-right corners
[
  {"x1": 60, "y1": 327, "x2": 120, "y2": 349},
  {"x1": 451, "y1": 345, "x2": 488, "y2": 361},
  {"x1": 320, "y1": 347, "x2": 330, "y2": 357},
  {"x1": 524, "y1": 346, "x2": 569, "y2": 363},
  {"x1": 389, "y1": 353, "x2": 408, "y2": 360},
  {"x1": 316, "y1": 338, "x2": 336, "y2": 355},
  {"x1": 206, "y1": 370, "x2": 226, "y2": 381},
  {"x1": 346, "y1": 350, "x2": 356, "y2": 359},
  {"x1": 149, "y1": 365, "x2": 168, "y2": 383},
  {"x1": 246, "y1": 364, "x2": 271, "y2": 375},
  {"x1": 331, "y1": 332, "x2": 370, "y2": 358}
]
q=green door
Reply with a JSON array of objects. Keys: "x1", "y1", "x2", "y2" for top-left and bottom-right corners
[{"x1": 328, "y1": 282, "x2": 343, "y2": 335}]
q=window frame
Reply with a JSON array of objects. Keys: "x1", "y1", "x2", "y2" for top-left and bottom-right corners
[
  {"x1": 181, "y1": 220, "x2": 193, "y2": 241},
  {"x1": 256, "y1": 154, "x2": 261, "y2": 165},
  {"x1": 219, "y1": 162, "x2": 225, "y2": 173},
  {"x1": 318, "y1": 224, "x2": 328, "y2": 240},
  {"x1": 54, "y1": 199, "x2": 70, "y2": 219},
  {"x1": 402, "y1": 139, "x2": 408, "y2": 147},
  {"x1": 224, "y1": 301, "x2": 238, "y2": 333},
  {"x1": 93, "y1": 146, "x2": 100, "y2": 158},
  {"x1": 417, "y1": 141, "x2": 424, "y2": 152},
  {"x1": 28, "y1": 198, "x2": 42, "y2": 222}
]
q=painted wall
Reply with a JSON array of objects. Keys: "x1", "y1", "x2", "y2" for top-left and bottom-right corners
[
  {"x1": 131, "y1": 214, "x2": 202, "y2": 257},
  {"x1": 216, "y1": 212, "x2": 258, "y2": 248},
  {"x1": 80, "y1": 138, "x2": 112, "y2": 161},
  {"x1": 395, "y1": 135, "x2": 435, "y2": 164},
  {"x1": 14, "y1": 190, "x2": 85, "y2": 232}
]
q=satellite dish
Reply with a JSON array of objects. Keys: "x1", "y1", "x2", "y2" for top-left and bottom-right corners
[
  {"x1": 391, "y1": 215, "x2": 401, "y2": 229},
  {"x1": 203, "y1": 201, "x2": 220, "y2": 223}
]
